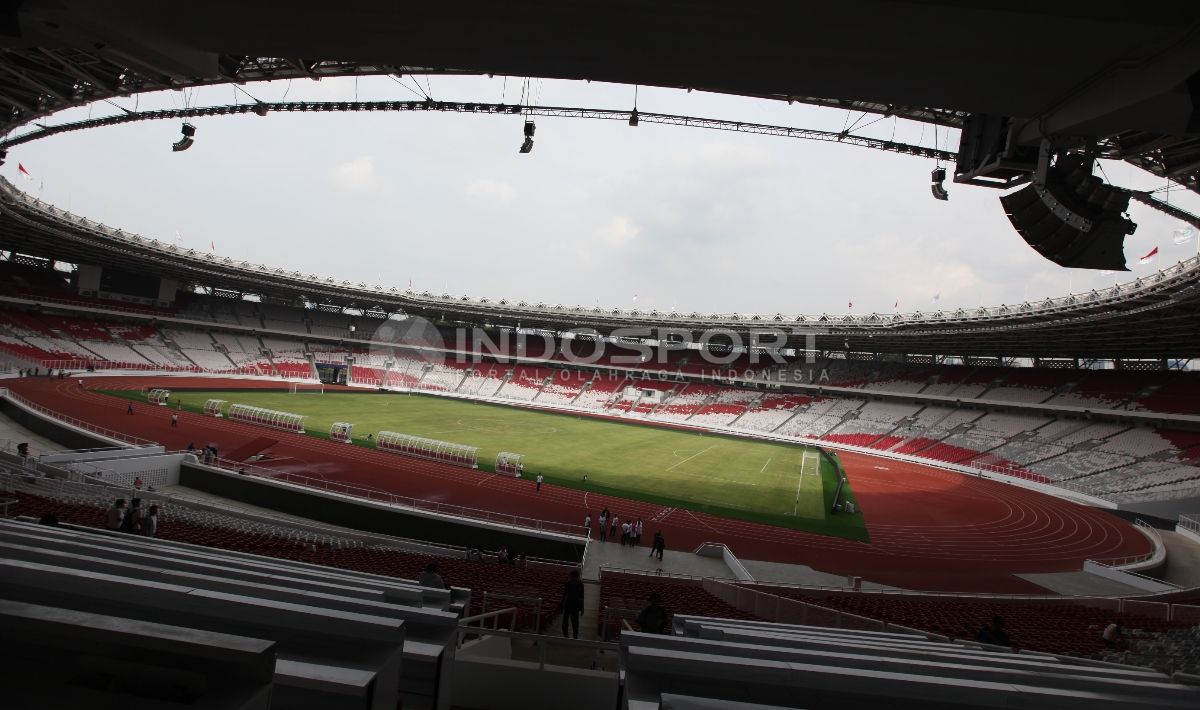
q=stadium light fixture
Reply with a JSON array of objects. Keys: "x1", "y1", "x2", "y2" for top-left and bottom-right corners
[
  {"x1": 519, "y1": 120, "x2": 536, "y2": 154},
  {"x1": 253, "y1": 102, "x2": 269, "y2": 117},
  {"x1": 171, "y1": 122, "x2": 196, "y2": 152},
  {"x1": 931, "y1": 167, "x2": 949, "y2": 201},
  {"x1": 629, "y1": 109, "x2": 639, "y2": 127}
]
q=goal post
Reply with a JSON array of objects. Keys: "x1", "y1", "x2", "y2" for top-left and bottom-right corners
[
  {"x1": 288, "y1": 382, "x2": 325, "y2": 394},
  {"x1": 330, "y1": 421, "x2": 354, "y2": 443},
  {"x1": 203, "y1": 399, "x2": 227, "y2": 417},
  {"x1": 147, "y1": 388, "x2": 171, "y2": 406},
  {"x1": 496, "y1": 451, "x2": 524, "y2": 477}
]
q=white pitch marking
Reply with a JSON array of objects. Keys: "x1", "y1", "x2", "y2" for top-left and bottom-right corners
[
  {"x1": 666, "y1": 444, "x2": 714, "y2": 472},
  {"x1": 760, "y1": 457, "x2": 773, "y2": 474}
]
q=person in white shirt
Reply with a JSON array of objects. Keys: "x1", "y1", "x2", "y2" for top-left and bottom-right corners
[
  {"x1": 621, "y1": 520, "x2": 632, "y2": 546},
  {"x1": 535, "y1": 473, "x2": 544, "y2": 492},
  {"x1": 598, "y1": 512, "x2": 608, "y2": 542},
  {"x1": 583, "y1": 514, "x2": 592, "y2": 536}
]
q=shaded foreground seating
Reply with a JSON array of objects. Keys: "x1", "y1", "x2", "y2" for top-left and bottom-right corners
[
  {"x1": 620, "y1": 615, "x2": 1200, "y2": 709},
  {"x1": 0, "y1": 599, "x2": 276, "y2": 709},
  {"x1": 0, "y1": 516, "x2": 461, "y2": 709}
]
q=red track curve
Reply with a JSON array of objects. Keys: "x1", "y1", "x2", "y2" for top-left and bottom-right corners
[{"x1": 7, "y1": 376, "x2": 1152, "y2": 593}]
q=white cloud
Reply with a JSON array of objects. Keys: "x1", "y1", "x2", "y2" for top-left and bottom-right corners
[
  {"x1": 331, "y1": 156, "x2": 376, "y2": 192},
  {"x1": 465, "y1": 178, "x2": 515, "y2": 205},
  {"x1": 595, "y1": 216, "x2": 640, "y2": 247}
]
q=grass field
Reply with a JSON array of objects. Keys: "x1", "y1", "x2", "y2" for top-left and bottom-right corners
[{"x1": 104, "y1": 389, "x2": 868, "y2": 541}]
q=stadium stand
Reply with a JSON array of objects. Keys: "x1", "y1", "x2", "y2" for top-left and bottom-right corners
[{"x1": 622, "y1": 615, "x2": 1200, "y2": 709}]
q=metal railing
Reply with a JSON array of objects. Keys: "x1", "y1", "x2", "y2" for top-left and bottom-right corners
[
  {"x1": 0, "y1": 389, "x2": 157, "y2": 447},
  {"x1": 459, "y1": 606, "x2": 519, "y2": 631},
  {"x1": 1179, "y1": 513, "x2": 1200, "y2": 536},
  {"x1": 1088, "y1": 519, "x2": 1163, "y2": 569}
]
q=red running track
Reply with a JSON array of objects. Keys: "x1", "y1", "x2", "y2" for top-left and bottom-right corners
[{"x1": 7, "y1": 376, "x2": 1153, "y2": 594}]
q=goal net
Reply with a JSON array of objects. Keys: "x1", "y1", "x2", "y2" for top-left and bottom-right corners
[{"x1": 289, "y1": 382, "x2": 325, "y2": 394}]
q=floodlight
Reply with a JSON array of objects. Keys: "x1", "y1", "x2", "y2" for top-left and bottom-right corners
[
  {"x1": 629, "y1": 109, "x2": 639, "y2": 127},
  {"x1": 519, "y1": 137, "x2": 534, "y2": 154},
  {"x1": 253, "y1": 102, "x2": 269, "y2": 117},
  {"x1": 523, "y1": 120, "x2": 536, "y2": 137}
]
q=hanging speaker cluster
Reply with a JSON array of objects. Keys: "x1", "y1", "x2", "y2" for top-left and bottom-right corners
[{"x1": 999, "y1": 153, "x2": 1136, "y2": 271}]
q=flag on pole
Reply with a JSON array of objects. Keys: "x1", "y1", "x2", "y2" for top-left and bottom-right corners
[
  {"x1": 174, "y1": 230, "x2": 183, "y2": 244},
  {"x1": 210, "y1": 241, "x2": 216, "y2": 254},
  {"x1": 1138, "y1": 246, "x2": 1159, "y2": 264},
  {"x1": 847, "y1": 300, "x2": 853, "y2": 309},
  {"x1": 893, "y1": 300, "x2": 899, "y2": 313},
  {"x1": 408, "y1": 278, "x2": 413, "y2": 289},
  {"x1": 633, "y1": 294, "x2": 638, "y2": 302},
  {"x1": 17, "y1": 163, "x2": 32, "y2": 181},
  {"x1": 1173, "y1": 227, "x2": 1195, "y2": 245},
  {"x1": 931, "y1": 293, "x2": 941, "y2": 304}
]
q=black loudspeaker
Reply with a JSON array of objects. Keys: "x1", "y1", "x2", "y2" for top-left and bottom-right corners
[{"x1": 999, "y1": 154, "x2": 1135, "y2": 271}]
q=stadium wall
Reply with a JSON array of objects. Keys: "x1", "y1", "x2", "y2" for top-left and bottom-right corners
[
  {"x1": 0, "y1": 396, "x2": 117, "y2": 451},
  {"x1": 179, "y1": 462, "x2": 587, "y2": 562}
]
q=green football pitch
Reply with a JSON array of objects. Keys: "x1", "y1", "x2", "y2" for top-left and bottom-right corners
[{"x1": 104, "y1": 389, "x2": 867, "y2": 541}]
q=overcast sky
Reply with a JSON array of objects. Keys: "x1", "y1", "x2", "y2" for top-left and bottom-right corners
[{"x1": 4, "y1": 75, "x2": 1198, "y2": 316}]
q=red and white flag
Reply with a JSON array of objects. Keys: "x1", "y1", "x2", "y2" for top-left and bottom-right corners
[
  {"x1": 408, "y1": 278, "x2": 413, "y2": 289},
  {"x1": 1138, "y1": 246, "x2": 1159, "y2": 265},
  {"x1": 210, "y1": 241, "x2": 216, "y2": 254},
  {"x1": 847, "y1": 300, "x2": 853, "y2": 310},
  {"x1": 893, "y1": 300, "x2": 899, "y2": 313},
  {"x1": 17, "y1": 163, "x2": 32, "y2": 181}
]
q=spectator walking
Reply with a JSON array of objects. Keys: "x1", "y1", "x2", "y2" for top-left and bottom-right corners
[
  {"x1": 583, "y1": 514, "x2": 592, "y2": 536},
  {"x1": 78, "y1": 378, "x2": 84, "y2": 388},
  {"x1": 106, "y1": 499, "x2": 127, "y2": 530},
  {"x1": 598, "y1": 511, "x2": 608, "y2": 542},
  {"x1": 561, "y1": 569, "x2": 585, "y2": 639},
  {"x1": 419, "y1": 563, "x2": 446, "y2": 589},
  {"x1": 976, "y1": 616, "x2": 1010, "y2": 647},
  {"x1": 142, "y1": 505, "x2": 159, "y2": 538},
  {"x1": 171, "y1": 413, "x2": 178, "y2": 427},
  {"x1": 498, "y1": 546, "x2": 510, "y2": 565},
  {"x1": 126, "y1": 401, "x2": 134, "y2": 415},
  {"x1": 621, "y1": 520, "x2": 632, "y2": 546},
  {"x1": 133, "y1": 476, "x2": 143, "y2": 491},
  {"x1": 634, "y1": 518, "x2": 644, "y2": 546},
  {"x1": 535, "y1": 473, "x2": 544, "y2": 492},
  {"x1": 636, "y1": 592, "x2": 671, "y2": 634},
  {"x1": 610, "y1": 515, "x2": 619, "y2": 541},
  {"x1": 121, "y1": 498, "x2": 144, "y2": 534}
]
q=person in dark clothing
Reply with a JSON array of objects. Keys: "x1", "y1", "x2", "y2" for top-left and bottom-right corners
[
  {"x1": 977, "y1": 615, "x2": 1010, "y2": 647},
  {"x1": 651, "y1": 531, "x2": 665, "y2": 561},
  {"x1": 636, "y1": 592, "x2": 671, "y2": 634},
  {"x1": 126, "y1": 401, "x2": 134, "y2": 415},
  {"x1": 561, "y1": 569, "x2": 585, "y2": 639}
]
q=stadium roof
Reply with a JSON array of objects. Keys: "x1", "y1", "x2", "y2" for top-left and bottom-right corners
[
  {"x1": 4, "y1": 178, "x2": 1199, "y2": 361},
  {"x1": 1, "y1": 1, "x2": 1198, "y2": 192}
]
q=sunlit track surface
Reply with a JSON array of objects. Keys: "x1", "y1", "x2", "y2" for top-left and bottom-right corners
[{"x1": 9, "y1": 376, "x2": 1152, "y2": 593}]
